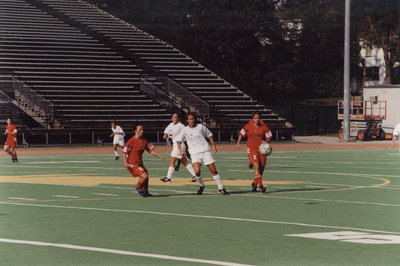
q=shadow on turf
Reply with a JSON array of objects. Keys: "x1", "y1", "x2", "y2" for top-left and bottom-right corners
[{"x1": 227, "y1": 187, "x2": 324, "y2": 195}]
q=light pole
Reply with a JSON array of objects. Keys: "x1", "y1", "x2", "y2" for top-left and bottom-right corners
[{"x1": 343, "y1": 0, "x2": 351, "y2": 140}]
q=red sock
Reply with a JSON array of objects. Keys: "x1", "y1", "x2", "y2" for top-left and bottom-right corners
[
  {"x1": 5, "y1": 150, "x2": 12, "y2": 156},
  {"x1": 136, "y1": 180, "x2": 147, "y2": 193},
  {"x1": 255, "y1": 175, "x2": 263, "y2": 187}
]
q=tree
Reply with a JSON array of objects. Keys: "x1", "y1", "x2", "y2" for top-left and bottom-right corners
[{"x1": 353, "y1": 0, "x2": 400, "y2": 84}]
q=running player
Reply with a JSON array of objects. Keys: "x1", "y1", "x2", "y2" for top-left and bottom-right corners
[
  {"x1": 3, "y1": 118, "x2": 18, "y2": 162},
  {"x1": 122, "y1": 124, "x2": 164, "y2": 197},
  {"x1": 110, "y1": 122, "x2": 125, "y2": 160},
  {"x1": 392, "y1": 122, "x2": 400, "y2": 153},
  {"x1": 161, "y1": 113, "x2": 196, "y2": 183},
  {"x1": 176, "y1": 113, "x2": 229, "y2": 195},
  {"x1": 236, "y1": 112, "x2": 272, "y2": 193}
]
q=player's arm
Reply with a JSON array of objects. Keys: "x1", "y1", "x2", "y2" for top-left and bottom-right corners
[
  {"x1": 122, "y1": 152, "x2": 129, "y2": 167},
  {"x1": 122, "y1": 146, "x2": 130, "y2": 168},
  {"x1": 209, "y1": 137, "x2": 217, "y2": 153},
  {"x1": 236, "y1": 134, "x2": 243, "y2": 149},
  {"x1": 177, "y1": 141, "x2": 186, "y2": 155},
  {"x1": 393, "y1": 135, "x2": 398, "y2": 148},
  {"x1": 264, "y1": 128, "x2": 273, "y2": 143},
  {"x1": 150, "y1": 150, "x2": 164, "y2": 160}
]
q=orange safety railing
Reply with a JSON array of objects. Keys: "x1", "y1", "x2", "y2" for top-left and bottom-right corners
[{"x1": 338, "y1": 100, "x2": 386, "y2": 120}]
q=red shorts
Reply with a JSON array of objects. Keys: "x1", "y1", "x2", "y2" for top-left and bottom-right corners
[
  {"x1": 126, "y1": 164, "x2": 147, "y2": 177},
  {"x1": 5, "y1": 137, "x2": 17, "y2": 148},
  {"x1": 247, "y1": 148, "x2": 267, "y2": 167}
]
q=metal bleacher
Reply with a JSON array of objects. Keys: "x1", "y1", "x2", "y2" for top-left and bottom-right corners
[
  {"x1": 0, "y1": 0, "x2": 170, "y2": 129},
  {"x1": 0, "y1": 0, "x2": 293, "y2": 138}
]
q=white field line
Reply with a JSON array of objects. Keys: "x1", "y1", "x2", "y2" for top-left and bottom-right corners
[
  {"x1": 91, "y1": 193, "x2": 118, "y2": 197},
  {"x1": 0, "y1": 238, "x2": 251, "y2": 266},
  {"x1": 0, "y1": 201, "x2": 399, "y2": 236},
  {"x1": 52, "y1": 195, "x2": 80, "y2": 199},
  {"x1": 3, "y1": 182, "x2": 398, "y2": 207},
  {"x1": 8, "y1": 197, "x2": 35, "y2": 201},
  {"x1": 241, "y1": 194, "x2": 400, "y2": 207}
]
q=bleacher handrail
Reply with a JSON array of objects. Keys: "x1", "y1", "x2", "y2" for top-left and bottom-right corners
[
  {"x1": 140, "y1": 76, "x2": 209, "y2": 121},
  {"x1": 12, "y1": 76, "x2": 55, "y2": 128}
]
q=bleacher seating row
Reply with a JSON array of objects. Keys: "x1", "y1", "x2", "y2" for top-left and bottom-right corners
[
  {"x1": 0, "y1": 0, "x2": 293, "y2": 137},
  {"x1": 0, "y1": 0, "x2": 170, "y2": 128}
]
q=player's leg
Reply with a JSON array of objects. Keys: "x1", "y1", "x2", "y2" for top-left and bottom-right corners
[
  {"x1": 161, "y1": 156, "x2": 177, "y2": 182},
  {"x1": 204, "y1": 152, "x2": 228, "y2": 195},
  {"x1": 113, "y1": 144, "x2": 119, "y2": 160},
  {"x1": 191, "y1": 155, "x2": 205, "y2": 195},
  {"x1": 181, "y1": 156, "x2": 196, "y2": 181},
  {"x1": 136, "y1": 170, "x2": 150, "y2": 196},
  {"x1": 3, "y1": 145, "x2": 14, "y2": 161},
  {"x1": 258, "y1": 155, "x2": 267, "y2": 193},
  {"x1": 10, "y1": 146, "x2": 17, "y2": 162},
  {"x1": 248, "y1": 149, "x2": 260, "y2": 192}
]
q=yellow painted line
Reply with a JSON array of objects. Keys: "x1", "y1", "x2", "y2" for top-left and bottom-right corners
[{"x1": 0, "y1": 175, "x2": 308, "y2": 187}]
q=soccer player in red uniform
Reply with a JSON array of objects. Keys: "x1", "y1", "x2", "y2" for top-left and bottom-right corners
[
  {"x1": 122, "y1": 124, "x2": 164, "y2": 197},
  {"x1": 4, "y1": 118, "x2": 18, "y2": 162},
  {"x1": 236, "y1": 112, "x2": 272, "y2": 193}
]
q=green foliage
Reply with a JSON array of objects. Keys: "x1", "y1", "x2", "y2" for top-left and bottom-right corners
[{"x1": 85, "y1": 0, "x2": 399, "y2": 104}]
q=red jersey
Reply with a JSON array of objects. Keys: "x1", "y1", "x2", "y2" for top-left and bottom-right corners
[
  {"x1": 5, "y1": 124, "x2": 17, "y2": 147},
  {"x1": 122, "y1": 136, "x2": 154, "y2": 165},
  {"x1": 240, "y1": 120, "x2": 272, "y2": 149}
]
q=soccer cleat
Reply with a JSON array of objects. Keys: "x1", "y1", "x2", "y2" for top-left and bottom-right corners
[
  {"x1": 191, "y1": 176, "x2": 197, "y2": 182},
  {"x1": 260, "y1": 186, "x2": 267, "y2": 194},
  {"x1": 251, "y1": 183, "x2": 257, "y2": 192},
  {"x1": 144, "y1": 193, "x2": 153, "y2": 197},
  {"x1": 136, "y1": 188, "x2": 146, "y2": 197},
  {"x1": 218, "y1": 188, "x2": 229, "y2": 195},
  {"x1": 197, "y1": 185, "x2": 205, "y2": 195},
  {"x1": 160, "y1": 177, "x2": 171, "y2": 182},
  {"x1": 115, "y1": 156, "x2": 119, "y2": 160},
  {"x1": 11, "y1": 158, "x2": 15, "y2": 162}
]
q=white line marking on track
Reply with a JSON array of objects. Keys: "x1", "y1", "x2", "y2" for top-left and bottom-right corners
[
  {"x1": 8, "y1": 197, "x2": 35, "y2": 201},
  {"x1": 0, "y1": 238, "x2": 251, "y2": 266},
  {"x1": 52, "y1": 195, "x2": 80, "y2": 199},
  {"x1": 1, "y1": 201, "x2": 399, "y2": 236},
  {"x1": 91, "y1": 193, "x2": 118, "y2": 197}
]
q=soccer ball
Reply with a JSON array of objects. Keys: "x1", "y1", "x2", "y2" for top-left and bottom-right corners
[{"x1": 259, "y1": 142, "x2": 272, "y2": 156}]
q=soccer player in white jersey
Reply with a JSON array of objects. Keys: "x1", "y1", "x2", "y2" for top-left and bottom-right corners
[
  {"x1": 110, "y1": 122, "x2": 125, "y2": 160},
  {"x1": 176, "y1": 112, "x2": 229, "y2": 195},
  {"x1": 392, "y1": 123, "x2": 400, "y2": 153},
  {"x1": 161, "y1": 113, "x2": 197, "y2": 182}
]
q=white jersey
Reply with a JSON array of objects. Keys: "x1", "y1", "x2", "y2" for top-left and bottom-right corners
[
  {"x1": 175, "y1": 124, "x2": 213, "y2": 154},
  {"x1": 393, "y1": 123, "x2": 400, "y2": 136},
  {"x1": 112, "y1": 125, "x2": 125, "y2": 143},
  {"x1": 164, "y1": 122, "x2": 186, "y2": 144}
]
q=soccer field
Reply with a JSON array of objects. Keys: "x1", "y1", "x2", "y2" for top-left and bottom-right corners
[{"x1": 1, "y1": 146, "x2": 400, "y2": 265}]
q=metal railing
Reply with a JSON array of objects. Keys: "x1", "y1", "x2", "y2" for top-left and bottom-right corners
[
  {"x1": 12, "y1": 77, "x2": 55, "y2": 128},
  {"x1": 140, "y1": 76, "x2": 210, "y2": 122}
]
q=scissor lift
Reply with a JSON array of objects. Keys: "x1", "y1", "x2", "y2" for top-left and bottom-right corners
[{"x1": 337, "y1": 100, "x2": 387, "y2": 141}]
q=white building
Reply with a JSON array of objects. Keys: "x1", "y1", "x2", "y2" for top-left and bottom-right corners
[
  {"x1": 363, "y1": 85, "x2": 400, "y2": 133},
  {"x1": 360, "y1": 47, "x2": 386, "y2": 86}
]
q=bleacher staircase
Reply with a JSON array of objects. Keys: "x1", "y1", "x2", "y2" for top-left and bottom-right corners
[{"x1": 0, "y1": 0, "x2": 294, "y2": 138}]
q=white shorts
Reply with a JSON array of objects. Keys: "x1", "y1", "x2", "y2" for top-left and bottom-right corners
[
  {"x1": 113, "y1": 136, "x2": 125, "y2": 146},
  {"x1": 191, "y1": 151, "x2": 215, "y2": 165},
  {"x1": 171, "y1": 142, "x2": 187, "y2": 159}
]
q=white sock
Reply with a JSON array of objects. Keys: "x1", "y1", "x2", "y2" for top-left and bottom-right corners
[
  {"x1": 114, "y1": 151, "x2": 119, "y2": 156},
  {"x1": 197, "y1": 176, "x2": 205, "y2": 187},
  {"x1": 213, "y1": 174, "x2": 224, "y2": 190},
  {"x1": 167, "y1": 167, "x2": 175, "y2": 179},
  {"x1": 186, "y1": 164, "x2": 196, "y2": 177}
]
